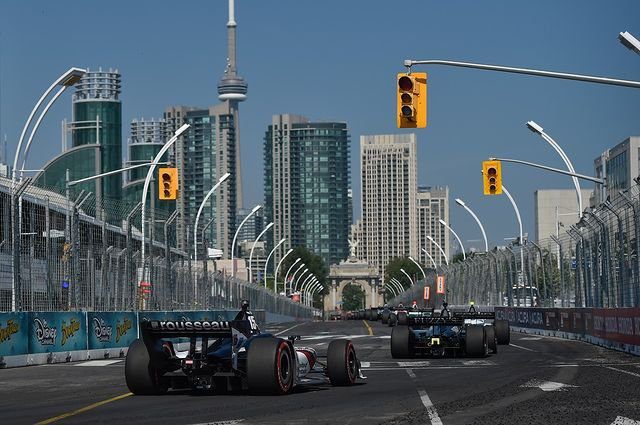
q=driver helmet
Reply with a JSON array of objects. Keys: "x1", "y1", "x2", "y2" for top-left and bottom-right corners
[{"x1": 241, "y1": 299, "x2": 250, "y2": 310}]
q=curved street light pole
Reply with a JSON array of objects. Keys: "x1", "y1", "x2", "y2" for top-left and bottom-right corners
[
  {"x1": 263, "y1": 238, "x2": 286, "y2": 288},
  {"x1": 288, "y1": 264, "x2": 306, "y2": 294},
  {"x1": 274, "y1": 249, "x2": 293, "y2": 293},
  {"x1": 390, "y1": 278, "x2": 405, "y2": 296},
  {"x1": 421, "y1": 247, "x2": 438, "y2": 270},
  {"x1": 502, "y1": 185, "x2": 525, "y2": 286},
  {"x1": 298, "y1": 273, "x2": 314, "y2": 293},
  {"x1": 281, "y1": 257, "x2": 301, "y2": 294},
  {"x1": 427, "y1": 235, "x2": 449, "y2": 266},
  {"x1": 400, "y1": 268, "x2": 413, "y2": 286},
  {"x1": 231, "y1": 204, "x2": 262, "y2": 277},
  {"x1": 408, "y1": 256, "x2": 427, "y2": 282},
  {"x1": 439, "y1": 219, "x2": 466, "y2": 260},
  {"x1": 194, "y1": 172, "x2": 231, "y2": 262},
  {"x1": 248, "y1": 222, "x2": 274, "y2": 283},
  {"x1": 455, "y1": 198, "x2": 489, "y2": 252},
  {"x1": 526, "y1": 121, "x2": 582, "y2": 218}
]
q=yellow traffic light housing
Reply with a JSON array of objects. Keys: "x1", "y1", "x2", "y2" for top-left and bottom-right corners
[
  {"x1": 397, "y1": 72, "x2": 427, "y2": 128},
  {"x1": 482, "y1": 160, "x2": 502, "y2": 195},
  {"x1": 159, "y1": 167, "x2": 178, "y2": 200}
]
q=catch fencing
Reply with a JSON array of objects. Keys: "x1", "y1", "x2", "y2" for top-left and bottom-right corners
[
  {"x1": 390, "y1": 187, "x2": 640, "y2": 309},
  {"x1": 0, "y1": 177, "x2": 313, "y2": 320}
]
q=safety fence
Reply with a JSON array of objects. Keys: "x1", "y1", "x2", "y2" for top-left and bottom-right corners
[
  {"x1": 0, "y1": 177, "x2": 315, "y2": 320},
  {"x1": 0, "y1": 309, "x2": 303, "y2": 368},
  {"x1": 495, "y1": 306, "x2": 640, "y2": 356},
  {"x1": 424, "y1": 187, "x2": 640, "y2": 309}
]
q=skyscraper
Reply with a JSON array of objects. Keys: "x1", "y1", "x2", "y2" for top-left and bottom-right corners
[
  {"x1": 417, "y1": 186, "x2": 450, "y2": 266},
  {"x1": 127, "y1": 118, "x2": 166, "y2": 182},
  {"x1": 360, "y1": 134, "x2": 418, "y2": 277},
  {"x1": 264, "y1": 114, "x2": 351, "y2": 266},
  {"x1": 593, "y1": 136, "x2": 640, "y2": 205}
]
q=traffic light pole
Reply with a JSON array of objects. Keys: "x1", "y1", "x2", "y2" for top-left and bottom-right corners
[
  {"x1": 489, "y1": 157, "x2": 605, "y2": 185},
  {"x1": 403, "y1": 59, "x2": 640, "y2": 89}
]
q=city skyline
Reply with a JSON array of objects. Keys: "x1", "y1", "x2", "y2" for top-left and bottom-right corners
[{"x1": 1, "y1": 1, "x2": 639, "y2": 252}]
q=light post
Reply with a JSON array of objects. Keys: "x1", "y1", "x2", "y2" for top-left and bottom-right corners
[
  {"x1": 308, "y1": 282, "x2": 322, "y2": 307},
  {"x1": 619, "y1": 31, "x2": 640, "y2": 55},
  {"x1": 427, "y1": 235, "x2": 449, "y2": 266},
  {"x1": 288, "y1": 264, "x2": 306, "y2": 295},
  {"x1": 400, "y1": 268, "x2": 413, "y2": 286},
  {"x1": 526, "y1": 121, "x2": 583, "y2": 218},
  {"x1": 439, "y1": 219, "x2": 466, "y2": 260},
  {"x1": 248, "y1": 222, "x2": 273, "y2": 283},
  {"x1": 263, "y1": 238, "x2": 286, "y2": 288},
  {"x1": 408, "y1": 256, "x2": 427, "y2": 283},
  {"x1": 385, "y1": 283, "x2": 399, "y2": 298},
  {"x1": 141, "y1": 123, "x2": 190, "y2": 287},
  {"x1": 194, "y1": 173, "x2": 231, "y2": 262},
  {"x1": 420, "y1": 248, "x2": 438, "y2": 270},
  {"x1": 294, "y1": 269, "x2": 310, "y2": 292},
  {"x1": 501, "y1": 185, "x2": 525, "y2": 286},
  {"x1": 391, "y1": 278, "x2": 405, "y2": 294},
  {"x1": 298, "y1": 273, "x2": 314, "y2": 293},
  {"x1": 455, "y1": 198, "x2": 489, "y2": 252},
  {"x1": 231, "y1": 205, "x2": 262, "y2": 278},
  {"x1": 274, "y1": 250, "x2": 294, "y2": 293}
]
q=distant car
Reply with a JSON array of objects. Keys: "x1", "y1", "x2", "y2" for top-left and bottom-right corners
[
  {"x1": 125, "y1": 302, "x2": 362, "y2": 395},
  {"x1": 329, "y1": 311, "x2": 342, "y2": 321},
  {"x1": 390, "y1": 305, "x2": 510, "y2": 358}
]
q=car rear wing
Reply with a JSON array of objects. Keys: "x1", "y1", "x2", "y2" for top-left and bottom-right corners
[
  {"x1": 141, "y1": 319, "x2": 234, "y2": 338},
  {"x1": 407, "y1": 316, "x2": 466, "y2": 327},
  {"x1": 452, "y1": 312, "x2": 496, "y2": 320}
]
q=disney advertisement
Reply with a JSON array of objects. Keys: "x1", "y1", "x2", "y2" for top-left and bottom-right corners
[
  {"x1": 0, "y1": 312, "x2": 29, "y2": 357},
  {"x1": 28, "y1": 312, "x2": 87, "y2": 354},
  {"x1": 87, "y1": 312, "x2": 137, "y2": 350}
]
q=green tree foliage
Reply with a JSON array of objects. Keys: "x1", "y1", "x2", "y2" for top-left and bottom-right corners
[
  {"x1": 342, "y1": 283, "x2": 365, "y2": 311},
  {"x1": 384, "y1": 257, "x2": 424, "y2": 291},
  {"x1": 278, "y1": 246, "x2": 329, "y2": 294}
]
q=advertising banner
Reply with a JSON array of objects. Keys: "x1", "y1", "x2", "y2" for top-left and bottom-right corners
[
  {"x1": 590, "y1": 308, "x2": 640, "y2": 346},
  {"x1": 28, "y1": 312, "x2": 87, "y2": 354},
  {"x1": 137, "y1": 310, "x2": 237, "y2": 325},
  {"x1": 87, "y1": 312, "x2": 137, "y2": 350},
  {"x1": 0, "y1": 312, "x2": 29, "y2": 357}
]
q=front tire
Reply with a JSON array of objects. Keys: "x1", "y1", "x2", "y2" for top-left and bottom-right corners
[
  {"x1": 391, "y1": 325, "x2": 413, "y2": 358},
  {"x1": 247, "y1": 337, "x2": 294, "y2": 395},
  {"x1": 327, "y1": 339, "x2": 358, "y2": 386},
  {"x1": 495, "y1": 319, "x2": 510, "y2": 345},
  {"x1": 486, "y1": 325, "x2": 497, "y2": 354},
  {"x1": 125, "y1": 339, "x2": 168, "y2": 395},
  {"x1": 389, "y1": 313, "x2": 397, "y2": 327},
  {"x1": 397, "y1": 311, "x2": 408, "y2": 326}
]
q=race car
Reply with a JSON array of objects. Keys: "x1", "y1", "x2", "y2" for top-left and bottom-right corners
[
  {"x1": 125, "y1": 301, "x2": 363, "y2": 395},
  {"x1": 390, "y1": 303, "x2": 510, "y2": 358}
]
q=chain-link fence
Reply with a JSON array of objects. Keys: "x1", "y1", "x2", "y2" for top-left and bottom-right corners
[
  {"x1": 389, "y1": 187, "x2": 640, "y2": 309},
  {"x1": 0, "y1": 177, "x2": 314, "y2": 319}
]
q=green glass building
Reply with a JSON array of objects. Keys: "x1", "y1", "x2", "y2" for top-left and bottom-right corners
[{"x1": 264, "y1": 114, "x2": 351, "y2": 266}]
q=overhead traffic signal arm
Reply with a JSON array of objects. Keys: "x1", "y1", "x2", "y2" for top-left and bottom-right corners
[
  {"x1": 397, "y1": 72, "x2": 427, "y2": 128},
  {"x1": 159, "y1": 167, "x2": 179, "y2": 200},
  {"x1": 482, "y1": 160, "x2": 502, "y2": 195}
]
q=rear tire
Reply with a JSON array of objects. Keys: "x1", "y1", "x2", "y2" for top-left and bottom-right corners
[
  {"x1": 397, "y1": 311, "x2": 408, "y2": 326},
  {"x1": 486, "y1": 325, "x2": 497, "y2": 354},
  {"x1": 327, "y1": 339, "x2": 358, "y2": 386},
  {"x1": 247, "y1": 337, "x2": 294, "y2": 395},
  {"x1": 465, "y1": 325, "x2": 488, "y2": 358},
  {"x1": 391, "y1": 325, "x2": 413, "y2": 358},
  {"x1": 381, "y1": 310, "x2": 390, "y2": 324},
  {"x1": 495, "y1": 319, "x2": 510, "y2": 345},
  {"x1": 125, "y1": 339, "x2": 168, "y2": 395},
  {"x1": 389, "y1": 313, "x2": 397, "y2": 327}
]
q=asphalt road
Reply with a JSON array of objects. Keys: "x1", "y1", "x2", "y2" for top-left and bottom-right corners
[{"x1": 1, "y1": 319, "x2": 639, "y2": 425}]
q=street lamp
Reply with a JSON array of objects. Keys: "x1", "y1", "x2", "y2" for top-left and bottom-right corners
[
  {"x1": 421, "y1": 248, "x2": 438, "y2": 270},
  {"x1": 526, "y1": 121, "x2": 582, "y2": 218},
  {"x1": 455, "y1": 198, "x2": 489, "y2": 252},
  {"x1": 501, "y1": 185, "x2": 525, "y2": 286},
  {"x1": 294, "y1": 268, "x2": 310, "y2": 292},
  {"x1": 263, "y1": 238, "x2": 286, "y2": 288},
  {"x1": 288, "y1": 264, "x2": 306, "y2": 294},
  {"x1": 275, "y1": 252, "x2": 295, "y2": 293},
  {"x1": 231, "y1": 204, "x2": 262, "y2": 277},
  {"x1": 439, "y1": 219, "x2": 466, "y2": 260},
  {"x1": 390, "y1": 278, "x2": 405, "y2": 295},
  {"x1": 619, "y1": 31, "x2": 640, "y2": 55},
  {"x1": 400, "y1": 268, "x2": 413, "y2": 286},
  {"x1": 408, "y1": 256, "x2": 427, "y2": 282},
  {"x1": 297, "y1": 273, "x2": 314, "y2": 292},
  {"x1": 427, "y1": 235, "x2": 449, "y2": 266},
  {"x1": 248, "y1": 222, "x2": 273, "y2": 283},
  {"x1": 194, "y1": 172, "x2": 231, "y2": 262}
]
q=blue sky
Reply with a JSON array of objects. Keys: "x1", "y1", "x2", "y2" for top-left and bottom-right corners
[{"x1": 1, "y1": 0, "x2": 639, "y2": 252}]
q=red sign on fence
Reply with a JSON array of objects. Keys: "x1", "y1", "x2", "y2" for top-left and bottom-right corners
[
  {"x1": 436, "y1": 276, "x2": 445, "y2": 294},
  {"x1": 424, "y1": 286, "x2": 430, "y2": 300}
]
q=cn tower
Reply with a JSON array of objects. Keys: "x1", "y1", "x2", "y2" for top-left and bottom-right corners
[{"x1": 217, "y1": 0, "x2": 247, "y2": 208}]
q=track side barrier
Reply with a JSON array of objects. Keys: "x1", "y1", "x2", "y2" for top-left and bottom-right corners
[{"x1": 495, "y1": 307, "x2": 640, "y2": 356}]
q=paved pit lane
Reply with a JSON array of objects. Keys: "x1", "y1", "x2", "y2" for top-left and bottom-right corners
[{"x1": 1, "y1": 320, "x2": 639, "y2": 425}]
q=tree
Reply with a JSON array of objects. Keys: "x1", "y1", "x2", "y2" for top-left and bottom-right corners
[
  {"x1": 342, "y1": 283, "x2": 365, "y2": 311},
  {"x1": 278, "y1": 246, "x2": 329, "y2": 294},
  {"x1": 384, "y1": 257, "x2": 424, "y2": 291}
]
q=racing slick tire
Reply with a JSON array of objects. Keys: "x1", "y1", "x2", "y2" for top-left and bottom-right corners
[
  {"x1": 486, "y1": 325, "x2": 498, "y2": 354},
  {"x1": 389, "y1": 313, "x2": 397, "y2": 327},
  {"x1": 465, "y1": 325, "x2": 488, "y2": 358},
  {"x1": 495, "y1": 319, "x2": 510, "y2": 345},
  {"x1": 247, "y1": 337, "x2": 294, "y2": 395},
  {"x1": 327, "y1": 339, "x2": 358, "y2": 386},
  {"x1": 391, "y1": 325, "x2": 413, "y2": 358},
  {"x1": 397, "y1": 311, "x2": 408, "y2": 326},
  {"x1": 381, "y1": 310, "x2": 390, "y2": 324},
  {"x1": 125, "y1": 339, "x2": 168, "y2": 395}
]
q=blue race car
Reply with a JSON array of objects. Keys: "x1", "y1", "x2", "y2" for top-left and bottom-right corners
[{"x1": 125, "y1": 301, "x2": 362, "y2": 395}]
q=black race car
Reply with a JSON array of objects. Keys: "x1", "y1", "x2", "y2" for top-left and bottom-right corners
[
  {"x1": 125, "y1": 301, "x2": 363, "y2": 395},
  {"x1": 390, "y1": 303, "x2": 510, "y2": 358}
]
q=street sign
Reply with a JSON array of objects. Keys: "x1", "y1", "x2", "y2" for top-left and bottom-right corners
[
  {"x1": 436, "y1": 275, "x2": 445, "y2": 294},
  {"x1": 424, "y1": 286, "x2": 430, "y2": 300},
  {"x1": 42, "y1": 229, "x2": 66, "y2": 238}
]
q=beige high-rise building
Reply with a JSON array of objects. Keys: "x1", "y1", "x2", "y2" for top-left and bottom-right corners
[
  {"x1": 417, "y1": 186, "x2": 450, "y2": 267},
  {"x1": 360, "y1": 134, "x2": 418, "y2": 278}
]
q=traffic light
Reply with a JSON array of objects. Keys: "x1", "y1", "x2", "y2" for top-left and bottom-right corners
[
  {"x1": 159, "y1": 167, "x2": 178, "y2": 200},
  {"x1": 482, "y1": 160, "x2": 502, "y2": 195},
  {"x1": 397, "y1": 72, "x2": 427, "y2": 128}
]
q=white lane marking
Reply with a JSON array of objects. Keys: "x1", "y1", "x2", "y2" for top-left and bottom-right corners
[
  {"x1": 398, "y1": 361, "x2": 431, "y2": 367},
  {"x1": 548, "y1": 364, "x2": 580, "y2": 367},
  {"x1": 274, "y1": 323, "x2": 303, "y2": 336},
  {"x1": 521, "y1": 379, "x2": 578, "y2": 392},
  {"x1": 462, "y1": 360, "x2": 495, "y2": 366},
  {"x1": 604, "y1": 366, "x2": 640, "y2": 379},
  {"x1": 360, "y1": 361, "x2": 371, "y2": 368},
  {"x1": 611, "y1": 416, "x2": 640, "y2": 425},
  {"x1": 406, "y1": 369, "x2": 417, "y2": 379},
  {"x1": 367, "y1": 366, "x2": 492, "y2": 371},
  {"x1": 187, "y1": 420, "x2": 245, "y2": 425},
  {"x1": 405, "y1": 369, "x2": 442, "y2": 425},
  {"x1": 75, "y1": 360, "x2": 122, "y2": 367},
  {"x1": 509, "y1": 343, "x2": 536, "y2": 352},
  {"x1": 519, "y1": 337, "x2": 542, "y2": 340}
]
